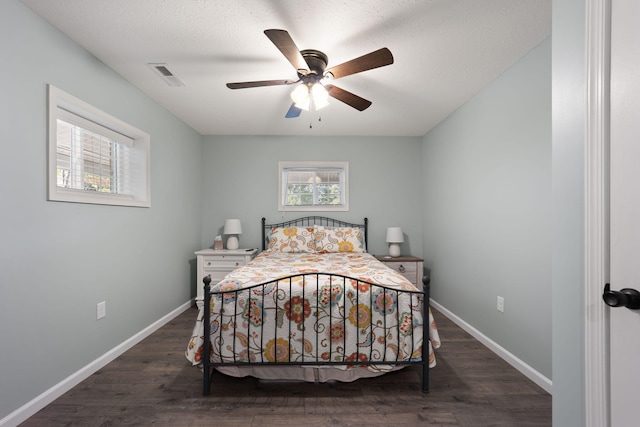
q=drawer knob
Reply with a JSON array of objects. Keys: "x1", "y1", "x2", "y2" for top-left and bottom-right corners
[
  {"x1": 399, "y1": 265, "x2": 406, "y2": 272},
  {"x1": 207, "y1": 262, "x2": 211, "y2": 266}
]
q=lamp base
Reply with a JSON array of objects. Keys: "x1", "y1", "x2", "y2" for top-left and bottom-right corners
[
  {"x1": 226, "y1": 235, "x2": 239, "y2": 250},
  {"x1": 388, "y1": 243, "x2": 401, "y2": 257}
]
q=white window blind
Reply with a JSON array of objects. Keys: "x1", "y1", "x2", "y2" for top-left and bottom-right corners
[{"x1": 56, "y1": 108, "x2": 134, "y2": 195}]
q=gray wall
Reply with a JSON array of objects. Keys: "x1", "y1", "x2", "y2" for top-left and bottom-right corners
[
  {"x1": 421, "y1": 39, "x2": 552, "y2": 379},
  {"x1": 0, "y1": 1, "x2": 203, "y2": 419},
  {"x1": 200, "y1": 136, "x2": 423, "y2": 257}
]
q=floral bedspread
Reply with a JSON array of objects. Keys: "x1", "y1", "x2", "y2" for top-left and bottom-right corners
[{"x1": 185, "y1": 252, "x2": 441, "y2": 372}]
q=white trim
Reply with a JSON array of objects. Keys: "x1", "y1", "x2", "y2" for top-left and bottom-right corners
[
  {"x1": 430, "y1": 300, "x2": 553, "y2": 394},
  {"x1": 57, "y1": 107, "x2": 134, "y2": 147},
  {"x1": 47, "y1": 85, "x2": 151, "y2": 208},
  {"x1": 0, "y1": 301, "x2": 192, "y2": 427},
  {"x1": 584, "y1": 0, "x2": 610, "y2": 425}
]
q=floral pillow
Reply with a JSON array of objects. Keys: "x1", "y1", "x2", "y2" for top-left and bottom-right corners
[
  {"x1": 266, "y1": 227, "x2": 316, "y2": 253},
  {"x1": 313, "y1": 226, "x2": 364, "y2": 253}
]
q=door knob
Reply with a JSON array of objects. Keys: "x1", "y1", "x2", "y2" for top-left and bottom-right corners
[{"x1": 603, "y1": 283, "x2": 640, "y2": 309}]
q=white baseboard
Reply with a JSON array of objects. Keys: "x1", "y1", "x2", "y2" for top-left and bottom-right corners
[
  {"x1": 430, "y1": 299, "x2": 553, "y2": 394},
  {"x1": 0, "y1": 301, "x2": 193, "y2": 427}
]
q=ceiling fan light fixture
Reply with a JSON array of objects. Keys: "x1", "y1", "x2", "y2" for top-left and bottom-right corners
[
  {"x1": 291, "y1": 84, "x2": 310, "y2": 110},
  {"x1": 296, "y1": 99, "x2": 311, "y2": 111},
  {"x1": 311, "y1": 83, "x2": 329, "y2": 110}
]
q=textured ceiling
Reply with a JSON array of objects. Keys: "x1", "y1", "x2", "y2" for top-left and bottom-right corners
[{"x1": 22, "y1": 0, "x2": 551, "y2": 136}]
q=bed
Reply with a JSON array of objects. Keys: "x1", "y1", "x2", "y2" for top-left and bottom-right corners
[{"x1": 185, "y1": 216, "x2": 440, "y2": 395}]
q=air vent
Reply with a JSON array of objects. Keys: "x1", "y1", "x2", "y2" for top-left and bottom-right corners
[{"x1": 148, "y1": 63, "x2": 186, "y2": 87}]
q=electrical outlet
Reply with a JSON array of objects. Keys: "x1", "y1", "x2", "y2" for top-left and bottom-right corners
[
  {"x1": 97, "y1": 301, "x2": 106, "y2": 320},
  {"x1": 497, "y1": 296, "x2": 504, "y2": 313}
]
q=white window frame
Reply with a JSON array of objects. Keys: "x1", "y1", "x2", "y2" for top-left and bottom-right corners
[
  {"x1": 47, "y1": 85, "x2": 151, "y2": 207},
  {"x1": 278, "y1": 161, "x2": 349, "y2": 212}
]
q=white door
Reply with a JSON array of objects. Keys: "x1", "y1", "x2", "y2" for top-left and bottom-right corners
[{"x1": 609, "y1": 0, "x2": 640, "y2": 425}]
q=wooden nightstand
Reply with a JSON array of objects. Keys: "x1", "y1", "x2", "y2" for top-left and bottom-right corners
[
  {"x1": 375, "y1": 255, "x2": 424, "y2": 290},
  {"x1": 195, "y1": 248, "x2": 258, "y2": 309}
]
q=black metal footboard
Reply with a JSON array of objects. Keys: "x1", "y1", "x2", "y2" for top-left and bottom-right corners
[{"x1": 202, "y1": 272, "x2": 431, "y2": 395}]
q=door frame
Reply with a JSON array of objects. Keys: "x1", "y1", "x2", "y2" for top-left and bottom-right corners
[{"x1": 584, "y1": 0, "x2": 610, "y2": 425}]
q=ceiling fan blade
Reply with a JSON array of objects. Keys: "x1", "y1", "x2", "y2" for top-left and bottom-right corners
[
  {"x1": 325, "y1": 84, "x2": 372, "y2": 111},
  {"x1": 285, "y1": 103, "x2": 302, "y2": 118},
  {"x1": 226, "y1": 79, "x2": 295, "y2": 89},
  {"x1": 264, "y1": 29, "x2": 309, "y2": 73},
  {"x1": 325, "y1": 48, "x2": 394, "y2": 80}
]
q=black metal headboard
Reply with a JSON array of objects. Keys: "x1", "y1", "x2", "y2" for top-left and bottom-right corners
[{"x1": 262, "y1": 216, "x2": 368, "y2": 251}]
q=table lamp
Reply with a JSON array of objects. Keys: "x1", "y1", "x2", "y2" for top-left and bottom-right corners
[
  {"x1": 224, "y1": 219, "x2": 242, "y2": 250},
  {"x1": 386, "y1": 227, "x2": 404, "y2": 257}
]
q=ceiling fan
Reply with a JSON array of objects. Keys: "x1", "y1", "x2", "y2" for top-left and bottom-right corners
[{"x1": 226, "y1": 29, "x2": 394, "y2": 118}]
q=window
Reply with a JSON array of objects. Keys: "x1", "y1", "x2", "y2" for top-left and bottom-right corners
[
  {"x1": 47, "y1": 85, "x2": 150, "y2": 207},
  {"x1": 278, "y1": 161, "x2": 349, "y2": 211}
]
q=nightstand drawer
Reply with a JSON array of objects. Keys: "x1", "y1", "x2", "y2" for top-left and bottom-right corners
[
  {"x1": 202, "y1": 255, "x2": 245, "y2": 269},
  {"x1": 385, "y1": 261, "x2": 418, "y2": 282},
  {"x1": 375, "y1": 255, "x2": 424, "y2": 289},
  {"x1": 206, "y1": 270, "x2": 231, "y2": 282}
]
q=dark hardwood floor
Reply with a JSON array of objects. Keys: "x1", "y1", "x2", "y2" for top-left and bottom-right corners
[{"x1": 22, "y1": 307, "x2": 551, "y2": 426}]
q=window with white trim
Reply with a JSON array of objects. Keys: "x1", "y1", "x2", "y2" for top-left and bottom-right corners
[
  {"x1": 278, "y1": 161, "x2": 349, "y2": 211},
  {"x1": 47, "y1": 85, "x2": 151, "y2": 207}
]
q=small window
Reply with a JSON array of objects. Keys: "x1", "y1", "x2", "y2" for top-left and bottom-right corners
[
  {"x1": 47, "y1": 85, "x2": 150, "y2": 207},
  {"x1": 278, "y1": 161, "x2": 349, "y2": 211}
]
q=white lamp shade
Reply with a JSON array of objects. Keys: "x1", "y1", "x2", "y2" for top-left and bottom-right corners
[
  {"x1": 291, "y1": 85, "x2": 310, "y2": 110},
  {"x1": 386, "y1": 227, "x2": 404, "y2": 243},
  {"x1": 311, "y1": 83, "x2": 329, "y2": 110},
  {"x1": 223, "y1": 219, "x2": 242, "y2": 235},
  {"x1": 291, "y1": 83, "x2": 329, "y2": 111}
]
